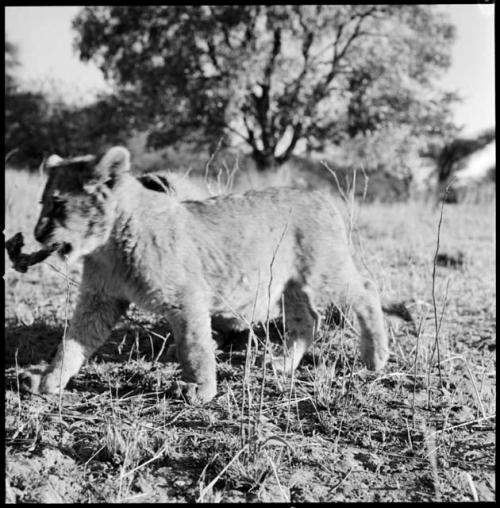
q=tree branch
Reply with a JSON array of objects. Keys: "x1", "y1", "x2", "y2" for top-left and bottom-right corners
[
  {"x1": 253, "y1": 27, "x2": 282, "y2": 152},
  {"x1": 221, "y1": 26, "x2": 233, "y2": 49},
  {"x1": 325, "y1": 7, "x2": 378, "y2": 86},
  {"x1": 242, "y1": 116, "x2": 259, "y2": 152},
  {"x1": 264, "y1": 28, "x2": 282, "y2": 85},
  {"x1": 224, "y1": 123, "x2": 253, "y2": 145},
  {"x1": 303, "y1": 6, "x2": 380, "y2": 121},
  {"x1": 268, "y1": 9, "x2": 315, "y2": 152},
  {"x1": 275, "y1": 122, "x2": 303, "y2": 164},
  {"x1": 242, "y1": 6, "x2": 260, "y2": 50},
  {"x1": 207, "y1": 39, "x2": 221, "y2": 71}
]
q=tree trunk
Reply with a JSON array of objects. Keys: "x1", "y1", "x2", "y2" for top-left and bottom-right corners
[{"x1": 253, "y1": 149, "x2": 277, "y2": 171}]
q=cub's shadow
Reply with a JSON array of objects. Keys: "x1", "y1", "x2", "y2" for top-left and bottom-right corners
[
  {"x1": 4, "y1": 316, "x2": 289, "y2": 393},
  {"x1": 4, "y1": 319, "x2": 175, "y2": 370},
  {"x1": 5, "y1": 316, "x2": 288, "y2": 367},
  {"x1": 5, "y1": 321, "x2": 63, "y2": 369},
  {"x1": 214, "y1": 320, "x2": 286, "y2": 365},
  {"x1": 4, "y1": 317, "x2": 176, "y2": 393}
]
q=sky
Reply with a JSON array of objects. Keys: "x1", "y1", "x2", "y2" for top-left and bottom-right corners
[
  {"x1": 5, "y1": 4, "x2": 495, "y2": 136},
  {"x1": 5, "y1": 6, "x2": 110, "y2": 102}
]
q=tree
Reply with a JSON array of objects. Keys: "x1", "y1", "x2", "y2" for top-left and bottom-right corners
[{"x1": 73, "y1": 5, "x2": 457, "y2": 170}]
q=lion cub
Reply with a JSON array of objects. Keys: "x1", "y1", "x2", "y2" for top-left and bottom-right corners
[{"x1": 21, "y1": 146, "x2": 388, "y2": 403}]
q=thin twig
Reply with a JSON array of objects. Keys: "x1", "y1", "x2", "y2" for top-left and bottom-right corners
[
  {"x1": 329, "y1": 467, "x2": 354, "y2": 494},
  {"x1": 197, "y1": 445, "x2": 249, "y2": 502},
  {"x1": 428, "y1": 182, "x2": 453, "y2": 396},
  {"x1": 258, "y1": 216, "x2": 290, "y2": 426},
  {"x1": 58, "y1": 256, "x2": 72, "y2": 422},
  {"x1": 204, "y1": 137, "x2": 224, "y2": 183},
  {"x1": 411, "y1": 329, "x2": 421, "y2": 427},
  {"x1": 428, "y1": 413, "x2": 496, "y2": 437},
  {"x1": 463, "y1": 359, "x2": 487, "y2": 419}
]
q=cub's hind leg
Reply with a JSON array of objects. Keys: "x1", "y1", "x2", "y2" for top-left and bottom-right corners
[
  {"x1": 19, "y1": 291, "x2": 129, "y2": 394},
  {"x1": 271, "y1": 280, "x2": 320, "y2": 374},
  {"x1": 332, "y1": 262, "x2": 389, "y2": 371},
  {"x1": 353, "y1": 278, "x2": 389, "y2": 370}
]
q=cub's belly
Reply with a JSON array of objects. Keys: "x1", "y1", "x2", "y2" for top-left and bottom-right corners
[
  {"x1": 210, "y1": 278, "x2": 285, "y2": 326},
  {"x1": 211, "y1": 314, "x2": 248, "y2": 333},
  {"x1": 210, "y1": 299, "x2": 282, "y2": 332}
]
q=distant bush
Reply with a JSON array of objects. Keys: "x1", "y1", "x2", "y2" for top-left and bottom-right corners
[
  {"x1": 434, "y1": 127, "x2": 496, "y2": 184},
  {"x1": 5, "y1": 89, "x2": 132, "y2": 169},
  {"x1": 5, "y1": 39, "x2": 131, "y2": 170}
]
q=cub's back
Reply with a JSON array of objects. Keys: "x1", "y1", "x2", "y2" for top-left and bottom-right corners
[
  {"x1": 180, "y1": 186, "x2": 347, "y2": 272},
  {"x1": 184, "y1": 187, "x2": 342, "y2": 233}
]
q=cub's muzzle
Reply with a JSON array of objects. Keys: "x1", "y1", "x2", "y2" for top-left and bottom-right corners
[{"x1": 34, "y1": 217, "x2": 52, "y2": 244}]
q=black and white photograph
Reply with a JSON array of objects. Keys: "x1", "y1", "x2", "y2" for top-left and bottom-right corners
[{"x1": 4, "y1": 4, "x2": 495, "y2": 503}]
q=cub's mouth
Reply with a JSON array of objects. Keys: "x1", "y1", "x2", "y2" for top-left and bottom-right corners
[
  {"x1": 47, "y1": 242, "x2": 73, "y2": 258},
  {"x1": 57, "y1": 242, "x2": 73, "y2": 258}
]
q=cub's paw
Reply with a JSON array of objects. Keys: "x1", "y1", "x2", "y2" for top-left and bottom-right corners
[
  {"x1": 18, "y1": 363, "x2": 48, "y2": 394},
  {"x1": 171, "y1": 380, "x2": 217, "y2": 405},
  {"x1": 165, "y1": 343, "x2": 178, "y2": 363},
  {"x1": 18, "y1": 364, "x2": 64, "y2": 395},
  {"x1": 268, "y1": 349, "x2": 304, "y2": 375},
  {"x1": 361, "y1": 345, "x2": 389, "y2": 371},
  {"x1": 268, "y1": 355, "x2": 295, "y2": 375}
]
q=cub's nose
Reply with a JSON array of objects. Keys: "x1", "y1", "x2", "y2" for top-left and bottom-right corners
[{"x1": 34, "y1": 217, "x2": 51, "y2": 244}]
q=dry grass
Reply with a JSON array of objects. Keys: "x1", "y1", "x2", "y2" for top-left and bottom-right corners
[{"x1": 4, "y1": 166, "x2": 495, "y2": 502}]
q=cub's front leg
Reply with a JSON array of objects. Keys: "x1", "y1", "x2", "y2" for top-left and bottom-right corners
[
  {"x1": 20, "y1": 291, "x2": 129, "y2": 394},
  {"x1": 167, "y1": 289, "x2": 217, "y2": 405}
]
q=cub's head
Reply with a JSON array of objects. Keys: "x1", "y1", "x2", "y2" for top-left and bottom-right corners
[{"x1": 34, "y1": 146, "x2": 131, "y2": 263}]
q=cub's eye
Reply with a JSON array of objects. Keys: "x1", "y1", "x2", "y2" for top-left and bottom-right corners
[{"x1": 51, "y1": 196, "x2": 66, "y2": 214}]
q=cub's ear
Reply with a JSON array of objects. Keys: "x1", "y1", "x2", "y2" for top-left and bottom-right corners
[
  {"x1": 94, "y1": 146, "x2": 131, "y2": 188},
  {"x1": 46, "y1": 154, "x2": 63, "y2": 167},
  {"x1": 41, "y1": 154, "x2": 63, "y2": 175}
]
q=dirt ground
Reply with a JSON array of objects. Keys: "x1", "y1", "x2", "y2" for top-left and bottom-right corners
[{"x1": 4, "y1": 181, "x2": 495, "y2": 502}]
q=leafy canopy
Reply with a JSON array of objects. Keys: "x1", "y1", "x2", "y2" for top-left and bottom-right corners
[{"x1": 73, "y1": 5, "x2": 458, "y2": 169}]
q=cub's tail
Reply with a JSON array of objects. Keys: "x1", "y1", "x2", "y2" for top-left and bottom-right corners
[{"x1": 381, "y1": 300, "x2": 414, "y2": 324}]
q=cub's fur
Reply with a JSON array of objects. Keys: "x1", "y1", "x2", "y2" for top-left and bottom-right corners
[{"x1": 21, "y1": 146, "x2": 388, "y2": 403}]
